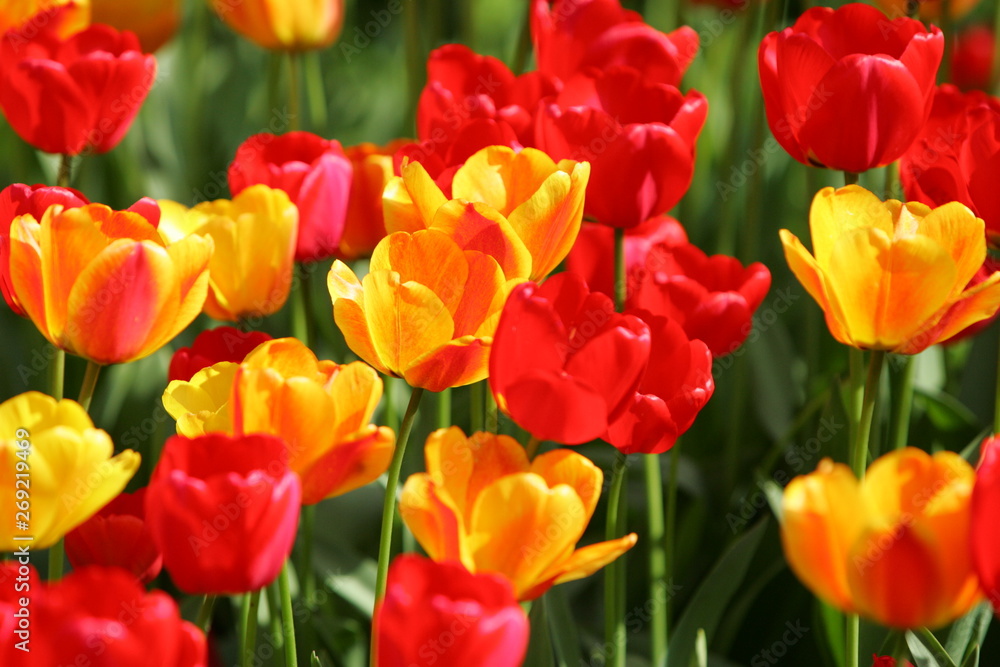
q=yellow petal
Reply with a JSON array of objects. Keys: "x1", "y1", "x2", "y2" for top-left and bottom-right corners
[
  {"x1": 400, "y1": 473, "x2": 470, "y2": 566},
  {"x1": 383, "y1": 161, "x2": 447, "y2": 234},
  {"x1": 530, "y1": 449, "x2": 603, "y2": 522},
  {"x1": 329, "y1": 261, "x2": 387, "y2": 375},
  {"x1": 548, "y1": 533, "x2": 638, "y2": 587},
  {"x1": 162, "y1": 362, "x2": 238, "y2": 436},
  {"x1": 809, "y1": 185, "x2": 893, "y2": 270},
  {"x1": 780, "y1": 228, "x2": 852, "y2": 346},
  {"x1": 370, "y1": 230, "x2": 469, "y2": 315},
  {"x1": 429, "y1": 200, "x2": 532, "y2": 282},
  {"x1": 914, "y1": 202, "x2": 985, "y2": 295}
]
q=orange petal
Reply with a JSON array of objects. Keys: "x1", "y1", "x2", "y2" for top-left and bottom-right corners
[
  {"x1": 383, "y1": 161, "x2": 447, "y2": 234},
  {"x1": 403, "y1": 335, "x2": 490, "y2": 391},
  {"x1": 298, "y1": 426, "x2": 395, "y2": 503},
  {"x1": 429, "y1": 200, "x2": 531, "y2": 282},
  {"x1": 8, "y1": 215, "x2": 48, "y2": 337},
  {"x1": 329, "y1": 261, "x2": 387, "y2": 375},
  {"x1": 544, "y1": 533, "x2": 638, "y2": 591},
  {"x1": 530, "y1": 449, "x2": 603, "y2": 522},
  {"x1": 400, "y1": 473, "x2": 468, "y2": 565},
  {"x1": 451, "y1": 146, "x2": 559, "y2": 215},
  {"x1": 925, "y1": 272, "x2": 1000, "y2": 348},
  {"x1": 326, "y1": 361, "x2": 383, "y2": 439},
  {"x1": 370, "y1": 230, "x2": 469, "y2": 315},
  {"x1": 451, "y1": 250, "x2": 508, "y2": 338},
  {"x1": 913, "y1": 201, "x2": 985, "y2": 293}
]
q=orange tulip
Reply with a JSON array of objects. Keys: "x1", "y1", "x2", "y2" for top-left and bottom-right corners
[
  {"x1": 400, "y1": 427, "x2": 637, "y2": 600},
  {"x1": 158, "y1": 185, "x2": 298, "y2": 323},
  {"x1": 0, "y1": 0, "x2": 89, "y2": 37},
  {"x1": 383, "y1": 145, "x2": 590, "y2": 282},
  {"x1": 875, "y1": 0, "x2": 979, "y2": 21},
  {"x1": 328, "y1": 228, "x2": 522, "y2": 391},
  {"x1": 208, "y1": 0, "x2": 344, "y2": 51},
  {"x1": 8, "y1": 203, "x2": 212, "y2": 364},
  {"x1": 339, "y1": 139, "x2": 409, "y2": 260},
  {"x1": 781, "y1": 448, "x2": 980, "y2": 629},
  {"x1": 92, "y1": 0, "x2": 179, "y2": 52},
  {"x1": 162, "y1": 337, "x2": 394, "y2": 504},
  {"x1": 780, "y1": 185, "x2": 1000, "y2": 353}
]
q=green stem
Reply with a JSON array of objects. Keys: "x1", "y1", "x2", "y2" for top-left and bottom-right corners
[
  {"x1": 278, "y1": 560, "x2": 298, "y2": 667},
  {"x1": 526, "y1": 435, "x2": 542, "y2": 460},
  {"x1": 614, "y1": 228, "x2": 627, "y2": 311},
  {"x1": 77, "y1": 361, "x2": 102, "y2": 413},
  {"x1": 241, "y1": 589, "x2": 262, "y2": 667},
  {"x1": 266, "y1": 582, "x2": 284, "y2": 651},
  {"x1": 288, "y1": 52, "x2": 301, "y2": 132},
  {"x1": 57, "y1": 154, "x2": 72, "y2": 188},
  {"x1": 49, "y1": 348, "x2": 64, "y2": 401},
  {"x1": 889, "y1": 355, "x2": 916, "y2": 450},
  {"x1": 645, "y1": 455, "x2": 666, "y2": 665},
  {"x1": 384, "y1": 377, "x2": 398, "y2": 433},
  {"x1": 470, "y1": 381, "x2": 484, "y2": 432},
  {"x1": 511, "y1": 1, "x2": 533, "y2": 75},
  {"x1": 846, "y1": 615, "x2": 859, "y2": 667},
  {"x1": 664, "y1": 441, "x2": 680, "y2": 633},
  {"x1": 197, "y1": 594, "x2": 217, "y2": 634},
  {"x1": 290, "y1": 266, "x2": 312, "y2": 348},
  {"x1": 848, "y1": 348, "x2": 865, "y2": 445},
  {"x1": 437, "y1": 388, "x2": 451, "y2": 429},
  {"x1": 884, "y1": 161, "x2": 900, "y2": 200},
  {"x1": 300, "y1": 504, "x2": 317, "y2": 607},
  {"x1": 485, "y1": 389, "x2": 498, "y2": 433},
  {"x1": 604, "y1": 451, "x2": 629, "y2": 667},
  {"x1": 852, "y1": 351, "x2": 885, "y2": 480},
  {"x1": 303, "y1": 51, "x2": 327, "y2": 131},
  {"x1": 843, "y1": 171, "x2": 859, "y2": 187},
  {"x1": 46, "y1": 538, "x2": 64, "y2": 581}
]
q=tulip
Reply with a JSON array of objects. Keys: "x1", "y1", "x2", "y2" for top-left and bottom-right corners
[
  {"x1": 0, "y1": 565, "x2": 206, "y2": 666},
  {"x1": 0, "y1": 11, "x2": 156, "y2": 155},
  {"x1": 0, "y1": 391, "x2": 140, "y2": 551},
  {"x1": 92, "y1": 0, "x2": 179, "y2": 51},
  {"x1": 8, "y1": 203, "x2": 212, "y2": 364},
  {"x1": 228, "y1": 132, "x2": 353, "y2": 262},
  {"x1": 400, "y1": 428, "x2": 637, "y2": 600},
  {"x1": 329, "y1": 228, "x2": 522, "y2": 392},
  {"x1": 394, "y1": 119, "x2": 521, "y2": 187},
  {"x1": 536, "y1": 67, "x2": 707, "y2": 228},
  {"x1": 952, "y1": 26, "x2": 994, "y2": 92},
  {"x1": 375, "y1": 555, "x2": 529, "y2": 667},
  {"x1": 899, "y1": 85, "x2": 1000, "y2": 244},
  {"x1": 168, "y1": 326, "x2": 272, "y2": 382},
  {"x1": 488, "y1": 272, "x2": 651, "y2": 445},
  {"x1": 64, "y1": 488, "x2": 162, "y2": 584},
  {"x1": 384, "y1": 145, "x2": 589, "y2": 281},
  {"x1": 145, "y1": 433, "x2": 301, "y2": 594},
  {"x1": 158, "y1": 186, "x2": 297, "y2": 323},
  {"x1": 208, "y1": 0, "x2": 344, "y2": 51},
  {"x1": 874, "y1": 0, "x2": 979, "y2": 21},
  {"x1": 0, "y1": 183, "x2": 88, "y2": 315},
  {"x1": 0, "y1": 1, "x2": 89, "y2": 38},
  {"x1": 781, "y1": 448, "x2": 980, "y2": 629},
  {"x1": 163, "y1": 338, "x2": 395, "y2": 504},
  {"x1": 531, "y1": 0, "x2": 698, "y2": 86},
  {"x1": 872, "y1": 657, "x2": 914, "y2": 667},
  {"x1": 340, "y1": 140, "x2": 409, "y2": 259},
  {"x1": 972, "y1": 435, "x2": 1000, "y2": 610},
  {"x1": 780, "y1": 186, "x2": 1000, "y2": 353},
  {"x1": 758, "y1": 3, "x2": 943, "y2": 174}
]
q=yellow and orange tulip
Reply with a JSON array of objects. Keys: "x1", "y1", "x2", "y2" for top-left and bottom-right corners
[
  {"x1": 780, "y1": 186, "x2": 1000, "y2": 353},
  {"x1": 1, "y1": 391, "x2": 140, "y2": 550},
  {"x1": 384, "y1": 145, "x2": 590, "y2": 282},
  {"x1": 781, "y1": 448, "x2": 980, "y2": 629},
  {"x1": 158, "y1": 185, "x2": 297, "y2": 323},
  {"x1": 400, "y1": 427, "x2": 637, "y2": 600},
  {"x1": 0, "y1": 0, "x2": 89, "y2": 37},
  {"x1": 339, "y1": 139, "x2": 409, "y2": 260},
  {"x1": 162, "y1": 337, "x2": 394, "y2": 504},
  {"x1": 8, "y1": 203, "x2": 212, "y2": 365},
  {"x1": 92, "y1": 0, "x2": 179, "y2": 52},
  {"x1": 207, "y1": 0, "x2": 344, "y2": 52}
]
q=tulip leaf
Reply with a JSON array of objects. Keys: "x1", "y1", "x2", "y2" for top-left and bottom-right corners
[
  {"x1": 959, "y1": 645, "x2": 979, "y2": 667},
  {"x1": 688, "y1": 628, "x2": 707, "y2": 667},
  {"x1": 816, "y1": 600, "x2": 845, "y2": 667},
  {"x1": 906, "y1": 628, "x2": 959, "y2": 667},
  {"x1": 545, "y1": 587, "x2": 582, "y2": 666},
  {"x1": 523, "y1": 597, "x2": 556, "y2": 667},
  {"x1": 665, "y1": 517, "x2": 770, "y2": 667},
  {"x1": 945, "y1": 601, "x2": 991, "y2": 665}
]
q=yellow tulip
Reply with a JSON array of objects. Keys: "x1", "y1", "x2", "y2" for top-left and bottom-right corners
[
  {"x1": 400, "y1": 427, "x2": 637, "y2": 600},
  {"x1": 383, "y1": 145, "x2": 590, "y2": 282},
  {"x1": 781, "y1": 448, "x2": 980, "y2": 629},
  {"x1": 207, "y1": 0, "x2": 344, "y2": 51},
  {"x1": 0, "y1": 391, "x2": 139, "y2": 550},
  {"x1": 780, "y1": 185, "x2": 1000, "y2": 353},
  {"x1": 162, "y1": 338, "x2": 394, "y2": 504},
  {"x1": 158, "y1": 185, "x2": 298, "y2": 323}
]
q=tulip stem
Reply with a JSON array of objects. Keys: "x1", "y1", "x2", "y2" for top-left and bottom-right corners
[
  {"x1": 241, "y1": 589, "x2": 262, "y2": 667},
  {"x1": 303, "y1": 51, "x2": 327, "y2": 131},
  {"x1": 526, "y1": 435, "x2": 542, "y2": 459},
  {"x1": 290, "y1": 265, "x2": 313, "y2": 349},
  {"x1": 846, "y1": 615, "x2": 859, "y2": 667},
  {"x1": 49, "y1": 348, "x2": 64, "y2": 401},
  {"x1": 644, "y1": 454, "x2": 667, "y2": 665},
  {"x1": 664, "y1": 441, "x2": 681, "y2": 637},
  {"x1": 300, "y1": 504, "x2": 317, "y2": 607},
  {"x1": 889, "y1": 355, "x2": 916, "y2": 450},
  {"x1": 470, "y1": 381, "x2": 484, "y2": 432},
  {"x1": 511, "y1": 0, "x2": 533, "y2": 75},
  {"x1": 852, "y1": 351, "x2": 885, "y2": 480},
  {"x1": 288, "y1": 52, "x2": 301, "y2": 133},
  {"x1": 843, "y1": 171, "x2": 859, "y2": 187},
  {"x1": 46, "y1": 538, "x2": 64, "y2": 581},
  {"x1": 614, "y1": 228, "x2": 627, "y2": 312},
  {"x1": 437, "y1": 388, "x2": 451, "y2": 429},
  {"x1": 278, "y1": 560, "x2": 298, "y2": 667},
  {"x1": 197, "y1": 594, "x2": 217, "y2": 634},
  {"x1": 372, "y1": 386, "x2": 425, "y2": 664},
  {"x1": 848, "y1": 348, "x2": 865, "y2": 445},
  {"x1": 77, "y1": 361, "x2": 102, "y2": 413},
  {"x1": 57, "y1": 154, "x2": 72, "y2": 188},
  {"x1": 604, "y1": 451, "x2": 629, "y2": 667}
]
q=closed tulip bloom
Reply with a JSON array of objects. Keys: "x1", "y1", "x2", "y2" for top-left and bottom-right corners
[
  {"x1": 375, "y1": 555, "x2": 529, "y2": 667},
  {"x1": 758, "y1": 3, "x2": 943, "y2": 173},
  {"x1": 168, "y1": 326, "x2": 272, "y2": 382},
  {"x1": 384, "y1": 145, "x2": 589, "y2": 281},
  {"x1": 780, "y1": 186, "x2": 1000, "y2": 353},
  {"x1": 146, "y1": 433, "x2": 301, "y2": 594},
  {"x1": 0, "y1": 391, "x2": 140, "y2": 551},
  {"x1": 329, "y1": 228, "x2": 522, "y2": 391},
  {"x1": 163, "y1": 338, "x2": 395, "y2": 504},
  {"x1": 971, "y1": 435, "x2": 1000, "y2": 609},
  {"x1": 64, "y1": 488, "x2": 162, "y2": 584},
  {"x1": 158, "y1": 186, "x2": 297, "y2": 323},
  {"x1": 0, "y1": 1, "x2": 89, "y2": 38},
  {"x1": 92, "y1": 0, "x2": 179, "y2": 51},
  {"x1": 952, "y1": 26, "x2": 994, "y2": 92},
  {"x1": 228, "y1": 132, "x2": 352, "y2": 262},
  {"x1": 536, "y1": 67, "x2": 707, "y2": 228},
  {"x1": 0, "y1": 13, "x2": 156, "y2": 155},
  {"x1": 8, "y1": 203, "x2": 212, "y2": 364},
  {"x1": 339, "y1": 140, "x2": 408, "y2": 260},
  {"x1": 401, "y1": 428, "x2": 638, "y2": 600},
  {"x1": 0, "y1": 565, "x2": 206, "y2": 667},
  {"x1": 782, "y1": 448, "x2": 980, "y2": 629},
  {"x1": 208, "y1": 0, "x2": 344, "y2": 51},
  {"x1": 489, "y1": 272, "x2": 651, "y2": 445}
]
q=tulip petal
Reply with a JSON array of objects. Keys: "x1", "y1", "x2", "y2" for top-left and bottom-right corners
[
  {"x1": 530, "y1": 449, "x2": 603, "y2": 520},
  {"x1": 298, "y1": 426, "x2": 395, "y2": 503},
  {"x1": 383, "y1": 161, "x2": 448, "y2": 234},
  {"x1": 809, "y1": 186, "x2": 894, "y2": 269},
  {"x1": 403, "y1": 335, "x2": 490, "y2": 391},
  {"x1": 548, "y1": 533, "x2": 638, "y2": 587},
  {"x1": 504, "y1": 370, "x2": 611, "y2": 444},
  {"x1": 430, "y1": 201, "x2": 532, "y2": 282},
  {"x1": 400, "y1": 474, "x2": 468, "y2": 565}
]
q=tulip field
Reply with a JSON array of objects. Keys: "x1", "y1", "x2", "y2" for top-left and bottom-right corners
[{"x1": 6, "y1": 0, "x2": 1000, "y2": 666}]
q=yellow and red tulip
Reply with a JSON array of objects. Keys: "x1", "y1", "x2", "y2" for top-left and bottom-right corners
[{"x1": 208, "y1": 0, "x2": 344, "y2": 52}]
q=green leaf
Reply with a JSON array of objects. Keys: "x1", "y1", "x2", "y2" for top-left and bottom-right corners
[
  {"x1": 916, "y1": 390, "x2": 979, "y2": 434},
  {"x1": 945, "y1": 601, "x2": 992, "y2": 662},
  {"x1": 816, "y1": 600, "x2": 845, "y2": 667},
  {"x1": 545, "y1": 587, "x2": 581, "y2": 667},
  {"x1": 523, "y1": 597, "x2": 555, "y2": 667},
  {"x1": 665, "y1": 517, "x2": 770, "y2": 667},
  {"x1": 906, "y1": 628, "x2": 958, "y2": 667},
  {"x1": 689, "y1": 629, "x2": 707, "y2": 667},
  {"x1": 959, "y1": 645, "x2": 979, "y2": 667}
]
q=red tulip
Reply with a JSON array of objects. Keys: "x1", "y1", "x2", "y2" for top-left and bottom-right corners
[
  {"x1": 0, "y1": 8, "x2": 157, "y2": 155},
  {"x1": 531, "y1": 0, "x2": 698, "y2": 86},
  {"x1": 872, "y1": 658, "x2": 914, "y2": 667},
  {"x1": 145, "y1": 433, "x2": 301, "y2": 594},
  {"x1": 952, "y1": 26, "x2": 994, "y2": 92},
  {"x1": 489, "y1": 271, "x2": 651, "y2": 445},
  {"x1": 900, "y1": 85, "x2": 1000, "y2": 244},
  {"x1": 972, "y1": 435, "x2": 1000, "y2": 609},
  {"x1": 536, "y1": 67, "x2": 707, "y2": 228},
  {"x1": 228, "y1": 131, "x2": 353, "y2": 262},
  {"x1": 375, "y1": 555, "x2": 529, "y2": 667},
  {"x1": 168, "y1": 326, "x2": 273, "y2": 382},
  {"x1": 64, "y1": 488, "x2": 163, "y2": 585},
  {"x1": 606, "y1": 310, "x2": 714, "y2": 454},
  {"x1": 394, "y1": 118, "x2": 521, "y2": 189},
  {"x1": 758, "y1": 3, "x2": 943, "y2": 173},
  {"x1": 0, "y1": 564, "x2": 206, "y2": 666}
]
